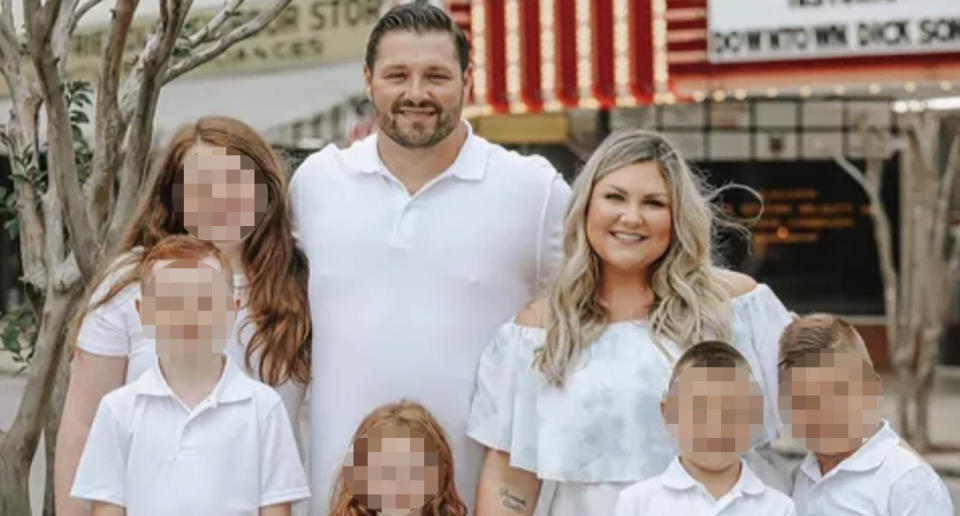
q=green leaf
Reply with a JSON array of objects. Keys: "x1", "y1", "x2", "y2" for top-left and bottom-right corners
[
  {"x1": 5, "y1": 218, "x2": 19, "y2": 239},
  {"x1": 70, "y1": 110, "x2": 90, "y2": 123}
]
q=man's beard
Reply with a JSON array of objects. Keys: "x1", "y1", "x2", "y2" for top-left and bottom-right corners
[{"x1": 376, "y1": 95, "x2": 462, "y2": 149}]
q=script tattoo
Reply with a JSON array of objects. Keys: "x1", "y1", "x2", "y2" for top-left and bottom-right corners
[{"x1": 499, "y1": 487, "x2": 527, "y2": 514}]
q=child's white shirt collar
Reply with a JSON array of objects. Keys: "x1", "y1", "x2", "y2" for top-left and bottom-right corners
[
  {"x1": 798, "y1": 419, "x2": 897, "y2": 483},
  {"x1": 133, "y1": 354, "x2": 254, "y2": 409},
  {"x1": 661, "y1": 456, "x2": 767, "y2": 498}
]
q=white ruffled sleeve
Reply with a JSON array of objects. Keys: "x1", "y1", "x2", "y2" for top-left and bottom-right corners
[
  {"x1": 732, "y1": 284, "x2": 794, "y2": 441},
  {"x1": 467, "y1": 321, "x2": 543, "y2": 473},
  {"x1": 75, "y1": 254, "x2": 140, "y2": 357}
]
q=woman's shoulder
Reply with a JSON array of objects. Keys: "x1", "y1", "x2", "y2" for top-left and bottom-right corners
[
  {"x1": 515, "y1": 298, "x2": 549, "y2": 329},
  {"x1": 713, "y1": 268, "x2": 759, "y2": 299}
]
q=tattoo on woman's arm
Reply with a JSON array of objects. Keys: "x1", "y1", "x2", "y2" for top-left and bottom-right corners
[{"x1": 499, "y1": 488, "x2": 528, "y2": 514}]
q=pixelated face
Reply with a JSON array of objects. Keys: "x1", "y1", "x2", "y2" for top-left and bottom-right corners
[
  {"x1": 178, "y1": 144, "x2": 268, "y2": 243},
  {"x1": 586, "y1": 162, "x2": 672, "y2": 275},
  {"x1": 663, "y1": 366, "x2": 764, "y2": 471},
  {"x1": 138, "y1": 259, "x2": 237, "y2": 365},
  {"x1": 364, "y1": 30, "x2": 469, "y2": 149},
  {"x1": 343, "y1": 427, "x2": 441, "y2": 514},
  {"x1": 779, "y1": 351, "x2": 881, "y2": 455}
]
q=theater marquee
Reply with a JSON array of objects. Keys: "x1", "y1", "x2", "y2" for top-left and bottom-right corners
[{"x1": 708, "y1": 0, "x2": 960, "y2": 63}]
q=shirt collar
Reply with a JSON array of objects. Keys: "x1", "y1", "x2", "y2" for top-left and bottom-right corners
[
  {"x1": 340, "y1": 119, "x2": 487, "y2": 182},
  {"x1": 661, "y1": 456, "x2": 766, "y2": 496},
  {"x1": 799, "y1": 419, "x2": 898, "y2": 482},
  {"x1": 133, "y1": 354, "x2": 254, "y2": 405}
]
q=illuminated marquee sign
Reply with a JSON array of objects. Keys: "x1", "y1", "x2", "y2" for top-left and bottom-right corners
[{"x1": 708, "y1": 0, "x2": 960, "y2": 63}]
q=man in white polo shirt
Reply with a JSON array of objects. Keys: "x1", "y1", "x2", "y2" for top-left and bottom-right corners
[{"x1": 288, "y1": 3, "x2": 570, "y2": 513}]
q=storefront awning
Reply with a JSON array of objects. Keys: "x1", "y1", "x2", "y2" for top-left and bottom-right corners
[{"x1": 155, "y1": 60, "x2": 365, "y2": 144}]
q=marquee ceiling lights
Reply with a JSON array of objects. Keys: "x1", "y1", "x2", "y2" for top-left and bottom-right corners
[{"x1": 892, "y1": 95, "x2": 960, "y2": 113}]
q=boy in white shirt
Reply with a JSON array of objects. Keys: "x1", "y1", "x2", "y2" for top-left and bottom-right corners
[
  {"x1": 778, "y1": 314, "x2": 953, "y2": 516},
  {"x1": 70, "y1": 236, "x2": 309, "y2": 516},
  {"x1": 613, "y1": 341, "x2": 796, "y2": 516}
]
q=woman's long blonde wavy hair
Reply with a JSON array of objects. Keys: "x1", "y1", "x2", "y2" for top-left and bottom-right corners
[
  {"x1": 66, "y1": 116, "x2": 311, "y2": 385},
  {"x1": 329, "y1": 400, "x2": 467, "y2": 516},
  {"x1": 535, "y1": 128, "x2": 749, "y2": 386}
]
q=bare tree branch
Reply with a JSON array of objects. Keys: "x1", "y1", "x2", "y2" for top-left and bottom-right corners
[
  {"x1": 929, "y1": 134, "x2": 960, "y2": 324},
  {"x1": 52, "y1": 253, "x2": 81, "y2": 292},
  {"x1": 188, "y1": 0, "x2": 244, "y2": 47},
  {"x1": 86, "y1": 0, "x2": 138, "y2": 235},
  {"x1": 835, "y1": 153, "x2": 877, "y2": 196},
  {"x1": 50, "y1": 0, "x2": 81, "y2": 77},
  {"x1": 24, "y1": 0, "x2": 63, "y2": 47},
  {"x1": 932, "y1": 134, "x2": 960, "y2": 261},
  {"x1": 906, "y1": 114, "x2": 938, "y2": 182},
  {"x1": 0, "y1": 0, "x2": 16, "y2": 54},
  {"x1": 41, "y1": 160, "x2": 66, "y2": 281},
  {"x1": 6, "y1": 96, "x2": 49, "y2": 293},
  {"x1": 71, "y1": 0, "x2": 106, "y2": 32},
  {"x1": 0, "y1": 3, "x2": 48, "y2": 290},
  {"x1": 1, "y1": 0, "x2": 14, "y2": 35},
  {"x1": 0, "y1": 0, "x2": 22, "y2": 87},
  {"x1": 835, "y1": 151, "x2": 901, "y2": 354},
  {"x1": 109, "y1": 0, "x2": 192, "y2": 242},
  {"x1": 163, "y1": 0, "x2": 291, "y2": 84},
  {"x1": 26, "y1": 0, "x2": 101, "y2": 279}
]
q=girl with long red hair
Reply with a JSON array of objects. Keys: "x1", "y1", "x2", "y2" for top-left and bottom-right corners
[{"x1": 54, "y1": 116, "x2": 311, "y2": 516}]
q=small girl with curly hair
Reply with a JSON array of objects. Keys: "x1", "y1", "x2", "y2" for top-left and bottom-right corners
[{"x1": 330, "y1": 401, "x2": 467, "y2": 516}]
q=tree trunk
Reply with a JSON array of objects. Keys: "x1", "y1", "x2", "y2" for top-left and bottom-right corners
[
  {"x1": 914, "y1": 324, "x2": 944, "y2": 451},
  {"x1": 895, "y1": 368, "x2": 913, "y2": 442},
  {"x1": 43, "y1": 344, "x2": 71, "y2": 516},
  {"x1": 0, "y1": 450, "x2": 31, "y2": 515},
  {"x1": 0, "y1": 287, "x2": 81, "y2": 511}
]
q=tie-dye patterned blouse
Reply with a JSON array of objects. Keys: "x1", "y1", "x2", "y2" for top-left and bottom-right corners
[{"x1": 467, "y1": 284, "x2": 793, "y2": 516}]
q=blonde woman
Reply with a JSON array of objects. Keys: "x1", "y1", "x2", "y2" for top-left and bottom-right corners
[{"x1": 468, "y1": 129, "x2": 793, "y2": 516}]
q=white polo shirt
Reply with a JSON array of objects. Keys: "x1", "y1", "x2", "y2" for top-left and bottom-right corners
[
  {"x1": 792, "y1": 420, "x2": 954, "y2": 516},
  {"x1": 289, "y1": 121, "x2": 570, "y2": 513},
  {"x1": 70, "y1": 357, "x2": 310, "y2": 515},
  {"x1": 613, "y1": 457, "x2": 796, "y2": 516},
  {"x1": 75, "y1": 252, "x2": 307, "y2": 451}
]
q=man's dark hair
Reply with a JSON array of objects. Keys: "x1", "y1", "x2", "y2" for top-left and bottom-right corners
[{"x1": 366, "y1": 1, "x2": 470, "y2": 73}]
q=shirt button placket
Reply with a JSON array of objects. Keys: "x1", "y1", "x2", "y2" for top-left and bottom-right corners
[{"x1": 392, "y1": 201, "x2": 417, "y2": 248}]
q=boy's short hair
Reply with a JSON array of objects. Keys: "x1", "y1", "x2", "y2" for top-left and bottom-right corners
[
  {"x1": 139, "y1": 235, "x2": 234, "y2": 295},
  {"x1": 778, "y1": 313, "x2": 874, "y2": 384},
  {"x1": 669, "y1": 340, "x2": 750, "y2": 386}
]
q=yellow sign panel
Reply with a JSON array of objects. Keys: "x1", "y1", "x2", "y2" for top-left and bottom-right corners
[
  {"x1": 3, "y1": 0, "x2": 379, "y2": 95},
  {"x1": 472, "y1": 113, "x2": 570, "y2": 145}
]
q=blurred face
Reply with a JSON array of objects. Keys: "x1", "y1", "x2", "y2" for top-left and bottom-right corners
[
  {"x1": 179, "y1": 144, "x2": 268, "y2": 243},
  {"x1": 780, "y1": 351, "x2": 881, "y2": 455},
  {"x1": 138, "y1": 259, "x2": 237, "y2": 366},
  {"x1": 663, "y1": 366, "x2": 764, "y2": 472},
  {"x1": 586, "y1": 161, "x2": 672, "y2": 276},
  {"x1": 364, "y1": 30, "x2": 470, "y2": 149},
  {"x1": 343, "y1": 427, "x2": 441, "y2": 515}
]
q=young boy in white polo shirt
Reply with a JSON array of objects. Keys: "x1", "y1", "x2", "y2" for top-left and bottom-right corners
[
  {"x1": 613, "y1": 341, "x2": 796, "y2": 516},
  {"x1": 70, "y1": 236, "x2": 309, "y2": 516},
  {"x1": 778, "y1": 314, "x2": 953, "y2": 516}
]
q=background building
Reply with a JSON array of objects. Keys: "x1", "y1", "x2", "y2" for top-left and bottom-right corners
[{"x1": 464, "y1": 0, "x2": 960, "y2": 368}]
